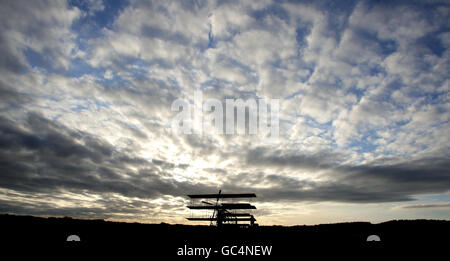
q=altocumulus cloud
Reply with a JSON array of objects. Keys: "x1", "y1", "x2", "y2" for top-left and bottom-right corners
[{"x1": 0, "y1": 0, "x2": 449, "y2": 224}]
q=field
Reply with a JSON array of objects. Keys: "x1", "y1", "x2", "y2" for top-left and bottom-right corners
[{"x1": 2, "y1": 214, "x2": 448, "y2": 258}]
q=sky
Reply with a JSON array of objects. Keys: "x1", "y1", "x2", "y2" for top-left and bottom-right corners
[{"x1": 0, "y1": 0, "x2": 449, "y2": 225}]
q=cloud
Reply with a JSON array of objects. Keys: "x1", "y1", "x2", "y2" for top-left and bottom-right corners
[
  {"x1": 0, "y1": 0, "x2": 449, "y2": 223},
  {"x1": 0, "y1": 0, "x2": 81, "y2": 72},
  {"x1": 241, "y1": 147, "x2": 450, "y2": 203},
  {"x1": 0, "y1": 113, "x2": 216, "y2": 198},
  {"x1": 401, "y1": 202, "x2": 450, "y2": 209},
  {"x1": 1, "y1": 111, "x2": 447, "y2": 212},
  {"x1": 86, "y1": 0, "x2": 105, "y2": 15},
  {"x1": 245, "y1": 147, "x2": 345, "y2": 170}
]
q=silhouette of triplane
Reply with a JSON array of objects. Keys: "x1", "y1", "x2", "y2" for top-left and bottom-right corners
[{"x1": 187, "y1": 190, "x2": 258, "y2": 228}]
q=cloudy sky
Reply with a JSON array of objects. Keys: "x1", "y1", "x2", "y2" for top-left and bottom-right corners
[{"x1": 0, "y1": 0, "x2": 449, "y2": 225}]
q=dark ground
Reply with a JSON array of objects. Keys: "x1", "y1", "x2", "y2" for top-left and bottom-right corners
[{"x1": 1, "y1": 214, "x2": 448, "y2": 258}]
